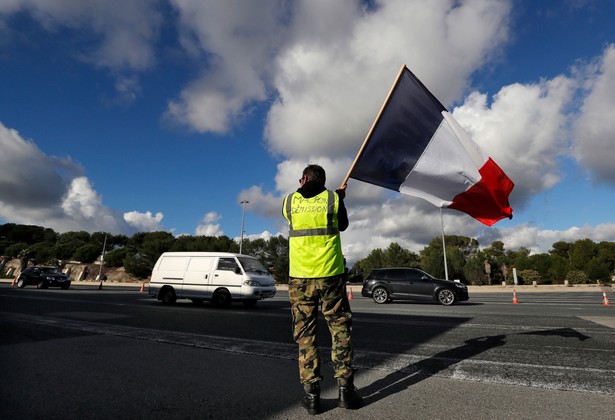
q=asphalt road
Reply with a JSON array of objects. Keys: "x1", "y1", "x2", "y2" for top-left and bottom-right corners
[{"x1": 1, "y1": 283, "x2": 614, "y2": 419}]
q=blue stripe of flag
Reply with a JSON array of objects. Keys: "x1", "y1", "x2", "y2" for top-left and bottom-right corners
[{"x1": 350, "y1": 67, "x2": 446, "y2": 191}]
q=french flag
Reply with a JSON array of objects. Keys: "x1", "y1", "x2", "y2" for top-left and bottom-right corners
[{"x1": 348, "y1": 65, "x2": 514, "y2": 226}]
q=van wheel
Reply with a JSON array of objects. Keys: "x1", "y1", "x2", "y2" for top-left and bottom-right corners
[
  {"x1": 160, "y1": 287, "x2": 177, "y2": 304},
  {"x1": 243, "y1": 299, "x2": 258, "y2": 307},
  {"x1": 213, "y1": 289, "x2": 231, "y2": 307}
]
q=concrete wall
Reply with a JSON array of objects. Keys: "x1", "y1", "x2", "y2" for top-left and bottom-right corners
[{"x1": 0, "y1": 257, "x2": 134, "y2": 282}]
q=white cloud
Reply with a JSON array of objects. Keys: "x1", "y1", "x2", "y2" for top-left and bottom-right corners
[
  {"x1": 111, "y1": 74, "x2": 142, "y2": 105},
  {"x1": 0, "y1": 121, "x2": 160, "y2": 235},
  {"x1": 238, "y1": 186, "x2": 281, "y2": 219},
  {"x1": 265, "y1": 0, "x2": 510, "y2": 159},
  {"x1": 478, "y1": 223, "x2": 615, "y2": 255},
  {"x1": 195, "y1": 211, "x2": 224, "y2": 236},
  {"x1": 123, "y1": 210, "x2": 165, "y2": 232},
  {"x1": 573, "y1": 44, "x2": 615, "y2": 184},
  {"x1": 202, "y1": 211, "x2": 221, "y2": 223},
  {"x1": 62, "y1": 177, "x2": 102, "y2": 219},
  {"x1": 234, "y1": 230, "x2": 278, "y2": 244},
  {"x1": 0, "y1": 0, "x2": 162, "y2": 70},
  {"x1": 165, "y1": 0, "x2": 286, "y2": 133}
]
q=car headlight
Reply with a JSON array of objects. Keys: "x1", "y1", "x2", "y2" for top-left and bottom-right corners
[
  {"x1": 46, "y1": 276, "x2": 53, "y2": 280},
  {"x1": 454, "y1": 283, "x2": 466, "y2": 288},
  {"x1": 243, "y1": 280, "x2": 261, "y2": 287}
]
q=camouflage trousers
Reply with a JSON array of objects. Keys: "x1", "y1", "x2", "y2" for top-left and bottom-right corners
[{"x1": 288, "y1": 274, "x2": 354, "y2": 385}]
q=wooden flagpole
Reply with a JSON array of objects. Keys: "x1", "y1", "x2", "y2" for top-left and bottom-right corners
[{"x1": 340, "y1": 64, "x2": 408, "y2": 188}]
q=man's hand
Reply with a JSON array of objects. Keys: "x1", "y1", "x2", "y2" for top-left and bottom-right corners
[{"x1": 336, "y1": 184, "x2": 347, "y2": 200}]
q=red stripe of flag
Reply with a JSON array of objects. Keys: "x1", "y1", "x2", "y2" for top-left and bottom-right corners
[{"x1": 448, "y1": 157, "x2": 514, "y2": 226}]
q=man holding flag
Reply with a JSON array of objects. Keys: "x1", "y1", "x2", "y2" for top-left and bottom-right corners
[{"x1": 282, "y1": 164, "x2": 363, "y2": 415}]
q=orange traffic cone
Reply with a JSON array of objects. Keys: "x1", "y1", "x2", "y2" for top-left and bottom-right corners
[
  {"x1": 10, "y1": 277, "x2": 17, "y2": 287},
  {"x1": 512, "y1": 290, "x2": 520, "y2": 304},
  {"x1": 601, "y1": 290, "x2": 610, "y2": 306},
  {"x1": 139, "y1": 282, "x2": 145, "y2": 293},
  {"x1": 347, "y1": 288, "x2": 353, "y2": 300}
]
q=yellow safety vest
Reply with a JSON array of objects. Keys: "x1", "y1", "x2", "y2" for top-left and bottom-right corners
[{"x1": 283, "y1": 190, "x2": 345, "y2": 278}]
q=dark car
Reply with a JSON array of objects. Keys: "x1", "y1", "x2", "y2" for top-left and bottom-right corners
[
  {"x1": 16, "y1": 266, "x2": 71, "y2": 289},
  {"x1": 361, "y1": 267, "x2": 468, "y2": 306}
]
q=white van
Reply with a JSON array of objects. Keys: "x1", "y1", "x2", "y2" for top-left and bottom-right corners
[{"x1": 149, "y1": 252, "x2": 276, "y2": 307}]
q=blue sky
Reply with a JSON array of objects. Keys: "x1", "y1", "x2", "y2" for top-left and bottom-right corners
[{"x1": 1, "y1": 0, "x2": 614, "y2": 264}]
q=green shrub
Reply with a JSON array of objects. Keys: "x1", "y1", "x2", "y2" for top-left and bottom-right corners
[
  {"x1": 566, "y1": 270, "x2": 591, "y2": 284},
  {"x1": 519, "y1": 269, "x2": 541, "y2": 285},
  {"x1": 73, "y1": 244, "x2": 102, "y2": 263},
  {"x1": 124, "y1": 252, "x2": 154, "y2": 279},
  {"x1": 104, "y1": 248, "x2": 129, "y2": 268},
  {"x1": 5, "y1": 243, "x2": 28, "y2": 258}
]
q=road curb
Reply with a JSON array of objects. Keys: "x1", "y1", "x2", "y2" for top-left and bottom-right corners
[{"x1": 2, "y1": 279, "x2": 613, "y2": 294}]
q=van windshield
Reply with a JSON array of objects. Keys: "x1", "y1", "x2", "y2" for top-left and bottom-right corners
[{"x1": 238, "y1": 257, "x2": 270, "y2": 275}]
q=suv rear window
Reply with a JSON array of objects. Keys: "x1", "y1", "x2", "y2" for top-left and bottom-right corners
[
  {"x1": 367, "y1": 268, "x2": 431, "y2": 282},
  {"x1": 385, "y1": 269, "x2": 406, "y2": 281},
  {"x1": 367, "y1": 269, "x2": 387, "y2": 279}
]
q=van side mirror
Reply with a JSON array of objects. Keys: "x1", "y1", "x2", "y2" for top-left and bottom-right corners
[{"x1": 235, "y1": 267, "x2": 242, "y2": 275}]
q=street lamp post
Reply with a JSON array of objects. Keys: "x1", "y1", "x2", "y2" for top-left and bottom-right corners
[
  {"x1": 98, "y1": 234, "x2": 107, "y2": 290},
  {"x1": 240, "y1": 200, "x2": 249, "y2": 254}
]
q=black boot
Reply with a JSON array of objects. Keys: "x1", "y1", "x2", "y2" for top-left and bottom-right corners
[
  {"x1": 301, "y1": 382, "x2": 321, "y2": 415},
  {"x1": 338, "y1": 380, "x2": 363, "y2": 409}
]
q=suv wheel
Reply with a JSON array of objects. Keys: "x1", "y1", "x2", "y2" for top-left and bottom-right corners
[
  {"x1": 17, "y1": 278, "x2": 26, "y2": 288},
  {"x1": 437, "y1": 288, "x2": 455, "y2": 306},
  {"x1": 372, "y1": 287, "x2": 389, "y2": 304}
]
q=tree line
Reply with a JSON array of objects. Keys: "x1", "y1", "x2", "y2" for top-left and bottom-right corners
[
  {"x1": 1, "y1": 223, "x2": 613, "y2": 285},
  {"x1": 350, "y1": 236, "x2": 615, "y2": 285},
  {"x1": 0, "y1": 223, "x2": 289, "y2": 282}
]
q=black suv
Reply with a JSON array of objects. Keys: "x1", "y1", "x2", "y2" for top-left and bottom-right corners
[
  {"x1": 361, "y1": 267, "x2": 468, "y2": 305},
  {"x1": 16, "y1": 266, "x2": 71, "y2": 289}
]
